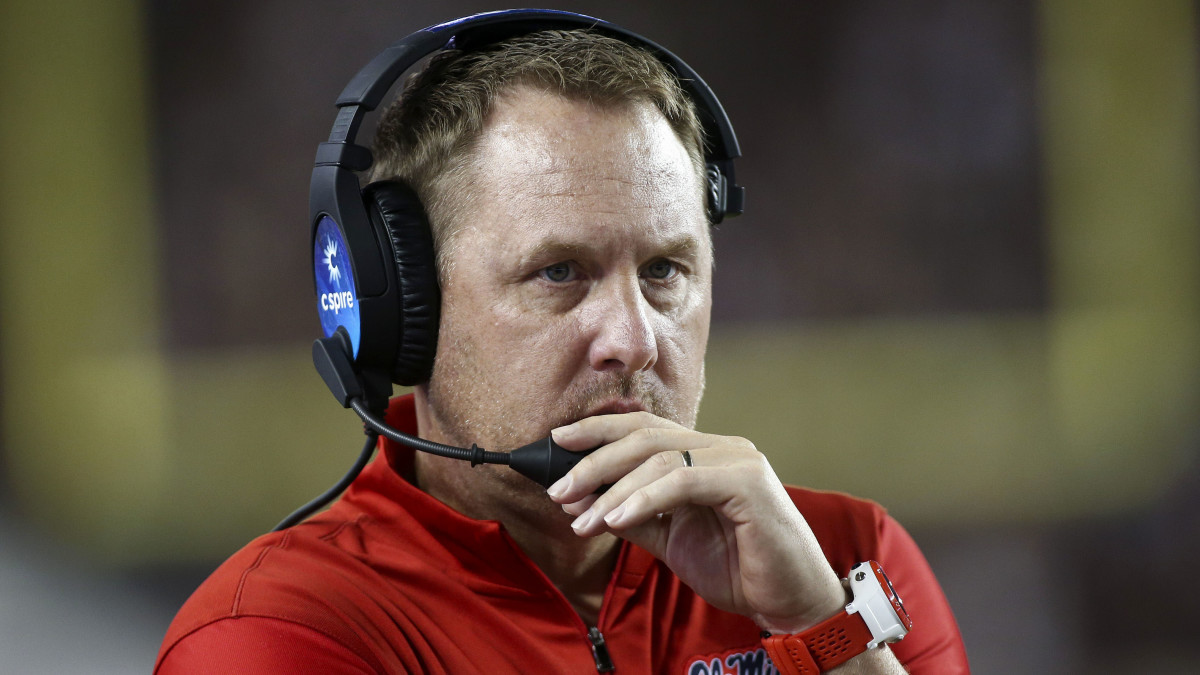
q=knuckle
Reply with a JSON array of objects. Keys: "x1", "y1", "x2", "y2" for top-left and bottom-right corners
[
  {"x1": 750, "y1": 447, "x2": 770, "y2": 467},
  {"x1": 665, "y1": 465, "x2": 695, "y2": 490},
  {"x1": 748, "y1": 453, "x2": 778, "y2": 482},
  {"x1": 651, "y1": 450, "x2": 679, "y2": 470},
  {"x1": 631, "y1": 426, "x2": 661, "y2": 445},
  {"x1": 625, "y1": 488, "x2": 649, "y2": 511},
  {"x1": 727, "y1": 435, "x2": 757, "y2": 454}
]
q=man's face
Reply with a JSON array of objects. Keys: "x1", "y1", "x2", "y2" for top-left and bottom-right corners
[{"x1": 422, "y1": 85, "x2": 712, "y2": 455}]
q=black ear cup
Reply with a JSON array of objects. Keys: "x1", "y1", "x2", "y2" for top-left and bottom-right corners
[{"x1": 363, "y1": 181, "x2": 440, "y2": 386}]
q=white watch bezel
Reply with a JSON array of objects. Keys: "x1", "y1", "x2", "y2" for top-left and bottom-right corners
[{"x1": 845, "y1": 561, "x2": 909, "y2": 648}]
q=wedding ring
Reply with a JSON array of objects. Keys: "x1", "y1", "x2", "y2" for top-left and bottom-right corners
[{"x1": 681, "y1": 450, "x2": 693, "y2": 468}]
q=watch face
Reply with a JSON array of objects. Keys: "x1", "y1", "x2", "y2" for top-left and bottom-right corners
[{"x1": 871, "y1": 561, "x2": 913, "y2": 631}]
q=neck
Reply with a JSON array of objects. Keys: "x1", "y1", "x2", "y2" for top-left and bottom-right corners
[{"x1": 412, "y1": 450, "x2": 620, "y2": 627}]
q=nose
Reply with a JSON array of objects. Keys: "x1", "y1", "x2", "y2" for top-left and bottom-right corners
[{"x1": 585, "y1": 279, "x2": 658, "y2": 374}]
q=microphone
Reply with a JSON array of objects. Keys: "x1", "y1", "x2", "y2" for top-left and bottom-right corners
[
  {"x1": 276, "y1": 333, "x2": 597, "y2": 531},
  {"x1": 348, "y1": 397, "x2": 592, "y2": 489}
]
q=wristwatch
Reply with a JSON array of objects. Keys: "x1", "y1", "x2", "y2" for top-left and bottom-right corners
[{"x1": 761, "y1": 561, "x2": 912, "y2": 674}]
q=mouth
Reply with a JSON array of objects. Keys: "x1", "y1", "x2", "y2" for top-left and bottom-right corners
[{"x1": 580, "y1": 399, "x2": 647, "y2": 420}]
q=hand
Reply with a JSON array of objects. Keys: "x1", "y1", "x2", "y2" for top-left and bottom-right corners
[{"x1": 546, "y1": 411, "x2": 848, "y2": 634}]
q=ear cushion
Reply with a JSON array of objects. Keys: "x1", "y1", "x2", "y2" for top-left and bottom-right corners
[
  {"x1": 363, "y1": 180, "x2": 440, "y2": 386},
  {"x1": 705, "y1": 163, "x2": 725, "y2": 224}
]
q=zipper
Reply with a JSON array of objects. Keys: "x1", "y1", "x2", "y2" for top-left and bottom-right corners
[
  {"x1": 492, "y1": 526, "x2": 626, "y2": 671},
  {"x1": 585, "y1": 543, "x2": 627, "y2": 672},
  {"x1": 587, "y1": 626, "x2": 615, "y2": 672}
]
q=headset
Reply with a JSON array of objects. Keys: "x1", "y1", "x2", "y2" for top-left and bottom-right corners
[{"x1": 280, "y1": 9, "x2": 744, "y2": 530}]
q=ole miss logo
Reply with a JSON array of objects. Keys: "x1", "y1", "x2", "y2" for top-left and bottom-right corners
[{"x1": 685, "y1": 646, "x2": 780, "y2": 675}]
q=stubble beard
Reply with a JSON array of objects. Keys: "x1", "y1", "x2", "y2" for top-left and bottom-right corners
[{"x1": 425, "y1": 328, "x2": 704, "y2": 462}]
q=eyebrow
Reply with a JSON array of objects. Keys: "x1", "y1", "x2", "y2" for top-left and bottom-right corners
[
  {"x1": 520, "y1": 240, "x2": 591, "y2": 265},
  {"x1": 519, "y1": 233, "x2": 705, "y2": 266},
  {"x1": 655, "y1": 234, "x2": 705, "y2": 260}
]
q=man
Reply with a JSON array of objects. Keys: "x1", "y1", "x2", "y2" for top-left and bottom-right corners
[{"x1": 156, "y1": 23, "x2": 969, "y2": 674}]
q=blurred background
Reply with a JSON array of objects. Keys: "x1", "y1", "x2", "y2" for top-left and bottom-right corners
[{"x1": 1, "y1": 0, "x2": 1197, "y2": 672}]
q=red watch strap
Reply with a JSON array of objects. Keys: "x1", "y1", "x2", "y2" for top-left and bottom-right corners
[
  {"x1": 762, "y1": 608, "x2": 876, "y2": 674},
  {"x1": 762, "y1": 633, "x2": 819, "y2": 675}
]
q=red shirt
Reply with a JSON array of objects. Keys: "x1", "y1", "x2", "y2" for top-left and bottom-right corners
[{"x1": 156, "y1": 396, "x2": 969, "y2": 673}]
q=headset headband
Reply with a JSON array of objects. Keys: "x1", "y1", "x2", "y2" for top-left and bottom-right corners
[{"x1": 314, "y1": 8, "x2": 743, "y2": 210}]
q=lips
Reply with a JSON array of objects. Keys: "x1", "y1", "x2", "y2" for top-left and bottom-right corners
[
  {"x1": 556, "y1": 374, "x2": 663, "y2": 429},
  {"x1": 582, "y1": 399, "x2": 647, "y2": 419}
]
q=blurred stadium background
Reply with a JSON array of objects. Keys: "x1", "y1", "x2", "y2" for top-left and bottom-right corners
[{"x1": 1, "y1": 0, "x2": 1197, "y2": 672}]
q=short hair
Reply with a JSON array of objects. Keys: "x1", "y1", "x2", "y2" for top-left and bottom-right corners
[{"x1": 368, "y1": 29, "x2": 707, "y2": 277}]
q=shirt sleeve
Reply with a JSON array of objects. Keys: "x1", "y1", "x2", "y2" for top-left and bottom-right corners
[
  {"x1": 155, "y1": 616, "x2": 383, "y2": 675},
  {"x1": 875, "y1": 513, "x2": 971, "y2": 674}
]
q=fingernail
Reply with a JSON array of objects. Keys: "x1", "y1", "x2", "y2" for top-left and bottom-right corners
[
  {"x1": 547, "y1": 474, "x2": 572, "y2": 499},
  {"x1": 604, "y1": 504, "x2": 628, "y2": 528},
  {"x1": 571, "y1": 508, "x2": 594, "y2": 532},
  {"x1": 552, "y1": 423, "x2": 579, "y2": 441}
]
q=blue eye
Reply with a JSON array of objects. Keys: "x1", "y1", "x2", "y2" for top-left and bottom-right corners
[
  {"x1": 645, "y1": 259, "x2": 676, "y2": 280},
  {"x1": 542, "y1": 262, "x2": 574, "y2": 282}
]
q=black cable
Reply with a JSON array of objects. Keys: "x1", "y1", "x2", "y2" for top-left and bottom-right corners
[
  {"x1": 350, "y1": 396, "x2": 595, "y2": 489},
  {"x1": 274, "y1": 394, "x2": 600, "y2": 531},
  {"x1": 273, "y1": 397, "x2": 511, "y2": 532},
  {"x1": 273, "y1": 431, "x2": 380, "y2": 531},
  {"x1": 349, "y1": 397, "x2": 511, "y2": 465}
]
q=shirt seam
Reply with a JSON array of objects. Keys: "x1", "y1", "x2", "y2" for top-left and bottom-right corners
[{"x1": 232, "y1": 530, "x2": 291, "y2": 615}]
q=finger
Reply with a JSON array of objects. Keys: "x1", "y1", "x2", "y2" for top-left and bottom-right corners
[
  {"x1": 560, "y1": 493, "x2": 599, "y2": 518},
  {"x1": 604, "y1": 510, "x2": 671, "y2": 557},
  {"x1": 551, "y1": 427, "x2": 716, "y2": 503},
  {"x1": 569, "y1": 447, "x2": 706, "y2": 537},
  {"x1": 603, "y1": 464, "x2": 744, "y2": 531},
  {"x1": 551, "y1": 411, "x2": 682, "y2": 451}
]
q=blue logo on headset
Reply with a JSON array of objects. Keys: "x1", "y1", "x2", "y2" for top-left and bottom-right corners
[{"x1": 314, "y1": 216, "x2": 360, "y2": 357}]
